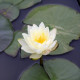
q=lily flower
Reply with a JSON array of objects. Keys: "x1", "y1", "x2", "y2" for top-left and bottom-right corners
[{"x1": 18, "y1": 22, "x2": 58, "y2": 60}]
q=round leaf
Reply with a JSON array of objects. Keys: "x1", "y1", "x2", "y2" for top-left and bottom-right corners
[
  {"x1": 23, "y1": 5, "x2": 80, "y2": 55},
  {"x1": 5, "y1": 31, "x2": 22, "y2": 57},
  {"x1": 20, "y1": 64, "x2": 50, "y2": 80},
  {"x1": 44, "y1": 58, "x2": 80, "y2": 80},
  {"x1": 17, "y1": 0, "x2": 41, "y2": 9},
  {"x1": 0, "y1": 3, "x2": 19, "y2": 21},
  {"x1": 0, "y1": 15, "x2": 13, "y2": 52}
]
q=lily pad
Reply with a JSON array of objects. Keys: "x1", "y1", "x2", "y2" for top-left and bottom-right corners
[
  {"x1": 5, "y1": 25, "x2": 30, "y2": 57},
  {"x1": 0, "y1": 3, "x2": 19, "y2": 21},
  {"x1": 20, "y1": 64, "x2": 50, "y2": 80},
  {"x1": 0, "y1": 0, "x2": 23, "y2": 5},
  {"x1": 23, "y1": 5, "x2": 80, "y2": 55},
  {"x1": 20, "y1": 58, "x2": 80, "y2": 80},
  {"x1": 21, "y1": 50, "x2": 30, "y2": 58},
  {"x1": 17, "y1": 0, "x2": 41, "y2": 9},
  {"x1": 4, "y1": 24, "x2": 27, "y2": 57},
  {"x1": 44, "y1": 58, "x2": 80, "y2": 80},
  {"x1": 0, "y1": 14, "x2": 13, "y2": 52},
  {"x1": 5, "y1": 31, "x2": 22, "y2": 57}
]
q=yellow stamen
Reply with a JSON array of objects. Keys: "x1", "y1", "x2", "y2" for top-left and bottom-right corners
[{"x1": 35, "y1": 32, "x2": 47, "y2": 44}]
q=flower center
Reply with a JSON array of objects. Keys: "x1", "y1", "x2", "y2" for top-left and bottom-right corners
[{"x1": 34, "y1": 32, "x2": 47, "y2": 44}]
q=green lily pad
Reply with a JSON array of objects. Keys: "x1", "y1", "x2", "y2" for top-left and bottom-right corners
[
  {"x1": 17, "y1": 0, "x2": 41, "y2": 9},
  {"x1": 0, "y1": 14, "x2": 13, "y2": 52},
  {"x1": 21, "y1": 24, "x2": 28, "y2": 33},
  {"x1": 5, "y1": 31, "x2": 22, "y2": 57},
  {"x1": 20, "y1": 59, "x2": 80, "y2": 80},
  {"x1": 0, "y1": 0, "x2": 23, "y2": 5},
  {"x1": 0, "y1": 3, "x2": 19, "y2": 21},
  {"x1": 20, "y1": 64, "x2": 50, "y2": 80},
  {"x1": 23, "y1": 5, "x2": 80, "y2": 55},
  {"x1": 21, "y1": 50, "x2": 30, "y2": 58},
  {"x1": 44, "y1": 58, "x2": 80, "y2": 80},
  {"x1": 5, "y1": 25, "x2": 30, "y2": 57}
]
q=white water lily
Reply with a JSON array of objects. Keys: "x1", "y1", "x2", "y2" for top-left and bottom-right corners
[{"x1": 18, "y1": 22, "x2": 58, "y2": 60}]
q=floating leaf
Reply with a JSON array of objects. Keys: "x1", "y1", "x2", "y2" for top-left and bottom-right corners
[
  {"x1": 44, "y1": 58, "x2": 80, "y2": 80},
  {"x1": 20, "y1": 59, "x2": 80, "y2": 80},
  {"x1": 21, "y1": 50, "x2": 30, "y2": 58},
  {"x1": 17, "y1": 0, "x2": 41, "y2": 9},
  {"x1": 0, "y1": 0, "x2": 23, "y2": 5},
  {"x1": 20, "y1": 64, "x2": 50, "y2": 80},
  {"x1": 23, "y1": 5, "x2": 80, "y2": 55},
  {"x1": 0, "y1": 14, "x2": 13, "y2": 52},
  {"x1": 5, "y1": 31, "x2": 22, "y2": 57},
  {"x1": 21, "y1": 24, "x2": 28, "y2": 32},
  {"x1": 0, "y1": 3, "x2": 19, "y2": 21},
  {"x1": 5, "y1": 25, "x2": 29, "y2": 57}
]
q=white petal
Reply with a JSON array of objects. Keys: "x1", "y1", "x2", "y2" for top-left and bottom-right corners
[
  {"x1": 39, "y1": 22, "x2": 45, "y2": 29},
  {"x1": 44, "y1": 27, "x2": 49, "y2": 39},
  {"x1": 30, "y1": 54, "x2": 42, "y2": 60},
  {"x1": 34, "y1": 49, "x2": 42, "y2": 54},
  {"x1": 41, "y1": 44, "x2": 48, "y2": 50},
  {"x1": 43, "y1": 50, "x2": 51, "y2": 55},
  {"x1": 22, "y1": 33, "x2": 42, "y2": 53},
  {"x1": 22, "y1": 33, "x2": 33, "y2": 47},
  {"x1": 50, "y1": 28, "x2": 57, "y2": 42},
  {"x1": 18, "y1": 39, "x2": 34, "y2": 53},
  {"x1": 46, "y1": 39, "x2": 51, "y2": 45},
  {"x1": 22, "y1": 33, "x2": 34, "y2": 48},
  {"x1": 48, "y1": 40, "x2": 58, "y2": 50},
  {"x1": 22, "y1": 33, "x2": 30, "y2": 44},
  {"x1": 45, "y1": 27, "x2": 49, "y2": 33},
  {"x1": 31, "y1": 42, "x2": 43, "y2": 54},
  {"x1": 34, "y1": 43, "x2": 49, "y2": 54},
  {"x1": 33, "y1": 24, "x2": 38, "y2": 28},
  {"x1": 28, "y1": 25, "x2": 32, "y2": 34}
]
